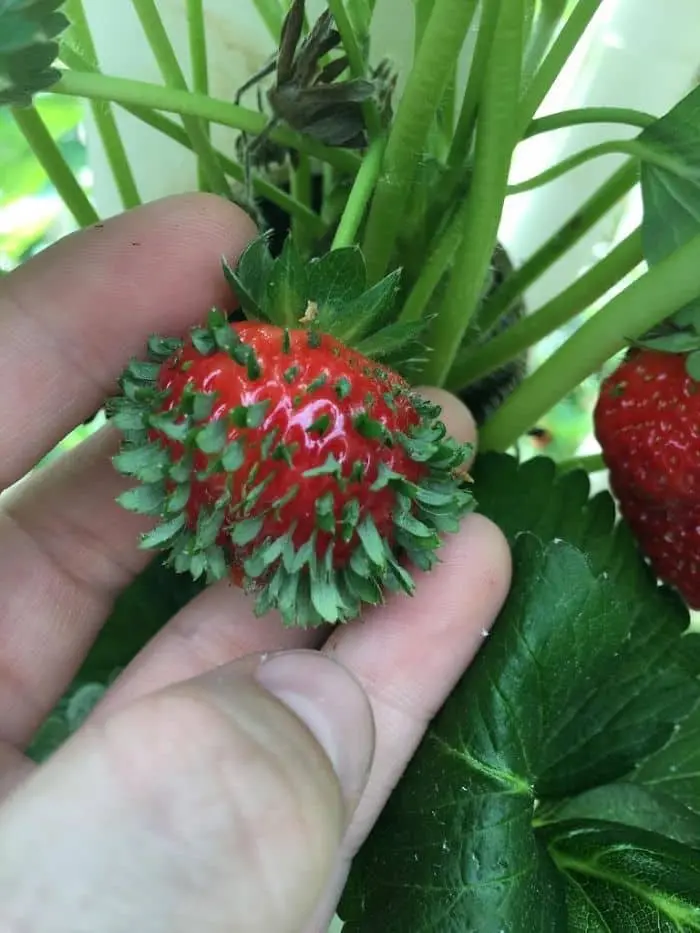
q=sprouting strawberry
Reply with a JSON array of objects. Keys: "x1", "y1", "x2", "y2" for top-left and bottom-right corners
[
  {"x1": 594, "y1": 346, "x2": 700, "y2": 607},
  {"x1": 108, "y1": 236, "x2": 475, "y2": 628}
]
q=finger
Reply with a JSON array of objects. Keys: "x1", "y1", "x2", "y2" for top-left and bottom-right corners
[
  {"x1": 0, "y1": 652, "x2": 374, "y2": 933},
  {"x1": 89, "y1": 391, "x2": 477, "y2": 719},
  {"x1": 0, "y1": 196, "x2": 256, "y2": 747},
  {"x1": 0, "y1": 193, "x2": 256, "y2": 491}
]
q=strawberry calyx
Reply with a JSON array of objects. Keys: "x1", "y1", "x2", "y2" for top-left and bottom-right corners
[{"x1": 108, "y1": 308, "x2": 475, "y2": 629}]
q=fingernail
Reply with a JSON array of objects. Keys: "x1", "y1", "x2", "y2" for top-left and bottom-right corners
[{"x1": 256, "y1": 650, "x2": 375, "y2": 812}]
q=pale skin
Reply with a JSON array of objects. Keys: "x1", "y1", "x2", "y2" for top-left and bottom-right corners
[{"x1": 0, "y1": 194, "x2": 511, "y2": 933}]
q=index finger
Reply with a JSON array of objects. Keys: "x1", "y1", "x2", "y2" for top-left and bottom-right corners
[{"x1": 0, "y1": 193, "x2": 257, "y2": 491}]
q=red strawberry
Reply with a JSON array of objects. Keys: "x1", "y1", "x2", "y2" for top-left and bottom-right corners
[
  {"x1": 108, "y1": 239, "x2": 474, "y2": 628},
  {"x1": 594, "y1": 347, "x2": 700, "y2": 607}
]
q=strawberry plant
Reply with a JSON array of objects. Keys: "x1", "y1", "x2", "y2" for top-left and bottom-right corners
[{"x1": 6, "y1": 0, "x2": 700, "y2": 928}]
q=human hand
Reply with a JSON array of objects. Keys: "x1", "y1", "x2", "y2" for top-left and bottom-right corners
[{"x1": 0, "y1": 195, "x2": 511, "y2": 932}]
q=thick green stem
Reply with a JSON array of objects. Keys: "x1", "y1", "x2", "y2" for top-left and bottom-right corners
[
  {"x1": 116, "y1": 103, "x2": 326, "y2": 235},
  {"x1": 326, "y1": 0, "x2": 381, "y2": 138},
  {"x1": 362, "y1": 0, "x2": 479, "y2": 283},
  {"x1": 478, "y1": 159, "x2": 638, "y2": 331},
  {"x1": 480, "y1": 230, "x2": 700, "y2": 452},
  {"x1": 518, "y1": 0, "x2": 601, "y2": 133},
  {"x1": 447, "y1": 0, "x2": 502, "y2": 168},
  {"x1": 252, "y1": 0, "x2": 284, "y2": 41},
  {"x1": 525, "y1": 107, "x2": 655, "y2": 137},
  {"x1": 11, "y1": 105, "x2": 99, "y2": 228},
  {"x1": 422, "y1": 0, "x2": 524, "y2": 386},
  {"x1": 447, "y1": 229, "x2": 643, "y2": 390},
  {"x1": 61, "y1": 4, "x2": 141, "y2": 209},
  {"x1": 52, "y1": 70, "x2": 361, "y2": 173},
  {"x1": 130, "y1": 0, "x2": 229, "y2": 197},
  {"x1": 332, "y1": 137, "x2": 386, "y2": 250},
  {"x1": 507, "y1": 138, "x2": 690, "y2": 196}
]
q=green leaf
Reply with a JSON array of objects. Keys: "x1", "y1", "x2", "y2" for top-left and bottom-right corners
[
  {"x1": 0, "y1": 0, "x2": 69, "y2": 106},
  {"x1": 324, "y1": 269, "x2": 402, "y2": 344},
  {"x1": 546, "y1": 821, "x2": 700, "y2": 930},
  {"x1": 265, "y1": 236, "x2": 309, "y2": 326},
  {"x1": 223, "y1": 234, "x2": 274, "y2": 321},
  {"x1": 542, "y1": 783, "x2": 700, "y2": 849},
  {"x1": 341, "y1": 454, "x2": 700, "y2": 932},
  {"x1": 639, "y1": 85, "x2": 700, "y2": 268},
  {"x1": 354, "y1": 320, "x2": 426, "y2": 360},
  {"x1": 308, "y1": 247, "x2": 367, "y2": 319},
  {"x1": 632, "y1": 702, "x2": 700, "y2": 821},
  {"x1": 196, "y1": 419, "x2": 228, "y2": 454}
]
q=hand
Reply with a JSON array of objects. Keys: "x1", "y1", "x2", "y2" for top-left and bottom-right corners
[{"x1": 0, "y1": 195, "x2": 511, "y2": 933}]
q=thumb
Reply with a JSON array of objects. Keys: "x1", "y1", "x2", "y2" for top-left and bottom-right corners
[{"x1": 0, "y1": 650, "x2": 375, "y2": 933}]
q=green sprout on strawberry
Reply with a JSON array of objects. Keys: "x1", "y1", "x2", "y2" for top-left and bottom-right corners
[{"x1": 107, "y1": 237, "x2": 475, "y2": 628}]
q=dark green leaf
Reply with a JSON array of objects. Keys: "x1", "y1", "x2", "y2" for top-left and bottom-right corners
[
  {"x1": 640, "y1": 85, "x2": 700, "y2": 268},
  {"x1": 633, "y1": 702, "x2": 700, "y2": 820},
  {"x1": 353, "y1": 317, "x2": 425, "y2": 362},
  {"x1": 541, "y1": 783, "x2": 700, "y2": 848},
  {"x1": 324, "y1": 269, "x2": 402, "y2": 344},
  {"x1": 221, "y1": 439, "x2": 245, "y2": 471},
  {"x1": 546, "y1": 821, "x2": 700, "y2": 930},
  {"x1": 265, "y1": 236, "x2": 308, "y2": 326},
  {"x1": 308, "y1": 247, "x2": 367, "y2": 324},
  {"x1": 0, "y1": 0, "x2": 68, "y2": 106},
  {"x1": 222, "y1": 234, "x2": 274, "y2": 320},
  {"x1": 341, "y1": 453, "x2": 700, "y2": 932},
  {"x1": 116, "y1": 482, "x2": 166, "y2": 516}
]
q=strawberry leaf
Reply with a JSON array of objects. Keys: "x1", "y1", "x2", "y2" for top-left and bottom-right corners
[
  {"x1": 308, "y1": 246, "x2": 367, "y2": 312},
  {"x1": 341, "y1": 454, "x2": 700, "y2": 932},
  {"x1": 223, "y1": 234, "x2": 274, "y2": 321},
  {"x1": 330, "y1": 269, "x2": 402, "y2": 344},
  {"x1": 639, "y1": 84, "x2": 700, "y2": 268},
  {"x1": 265, "y1": 237, "x2": 309, "y2": 327},
  {"x1": 0, "y1": 0, "x2": 68, "y2": 106}
]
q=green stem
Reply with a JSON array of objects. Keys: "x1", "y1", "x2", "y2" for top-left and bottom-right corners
[
  {"x1": 557, "y1": 453, "x2": 606, "y2": 474},
  {"x1": 52, "y1": 70, "x2": 361, "y2": 173},
  {"x1": 130, "y1": 0, "x2": 229, "y2": 197},
  {"x1": 506, "y1": 139, "x2": 688, "y2": 196},
  {"x1": 397, "y1": 197, "x2": 466, "y2": 323},
  {"x1": 525, "y1": 107, "x2": 655, "y2": 137},
  {"x1": 61, "y1": 5, "x2": 141, "y2": 209},
  {"x1": 479, "y1": 230, "x2": 700, "y2": 452},
  {"x1": 11, "y1": 104, "x2": 99, "y2": 227},
  {"x1": 332, "y1": 137, "x2": 386, "y2": 250},
  {"x1": 347, "y1": 0, "x2": 372, "y2": 35},
  {"x1": 447, "y1": 0, "x2": 502, "y2": 168},
  {"x1": 326, "y1": 0, "x2": 382, "y2": 138},
  {"x1": 477, "y1": 159, "x2": 638, "y2": 332},
  {"x1": 446, "y1": 229, "x2": 643, "y2": 390},
  {"x1": 422, "y1": 0, "x2": 524, "y2": 386},
  {"x1": 518, "y1": 0, "x2": 601, "y2": 134},
  {"x1": 252, "y1": 0, "x2": 284, "y2": 41},
  {"x1": 521, "y1": 0, "x2": 567, "y2": 88},
  {"x1": 118, "y1": 103, "x2": 326, "y2": 236},
  {"x1": 361, "y1": 0, "x2": 479, "y2": 283},
  {"x1": 186, "y1": 0, "x2": 209, "y2": 190},
  {"x1": 290, "y1": 153, "x2": 312, "y2": 247}
]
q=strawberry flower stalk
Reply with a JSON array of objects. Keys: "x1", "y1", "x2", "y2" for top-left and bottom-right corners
[{"x1": 107, "y1": 236, "x2": 476, "y2": 628}]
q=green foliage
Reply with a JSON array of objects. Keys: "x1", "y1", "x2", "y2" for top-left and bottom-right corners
[
  {"x1": 226, "y1": 234, "x2": 426, "y2": 371},
  {"x1": 639, "y1": 84, "x2": 700, "y2": 268},
  {"x1": 0, "y1": 0, "x2": 68, "y2": 106},
  {"x1": 341, "y1": 455, "x2": 700, "y2": 931}
]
